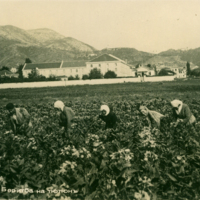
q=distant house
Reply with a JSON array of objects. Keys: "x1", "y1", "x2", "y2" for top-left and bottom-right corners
[
  {"x1": 86, "y1": 54, "x2": 133, "y2": 77},
  {"x1": 136, "y1": 65, "x2": 156, "y2": 76},
  {"x1": 0, "y1": 70, "x2": 18, "y2": 78},
  {"x1": 149, "y1": 63, "x2": 186, "y2": 78},
  {"x1": 23, "y1": 61, "x2": 86, "y2": 79},
  {"x1": 170, "y1": 67, "x2": 186, "y2": 78}
]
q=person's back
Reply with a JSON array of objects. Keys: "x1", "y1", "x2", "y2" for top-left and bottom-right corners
[
  {"x1": 6, "y1": 103, "x2": 32, "y2": 135},
  {"x1": 99, "y1": 105, "x2": 117, "y2": 129},
  {"x1": 173, "y1": 103, "x2": 196, "y2": 125},
  {"x1": 60, "y1": 106, "x2": 75, "y2": 129}
]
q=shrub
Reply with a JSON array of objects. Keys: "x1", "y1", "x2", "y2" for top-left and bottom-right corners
[
  {"x1": 104, "y1": 70, "x2": 117, "y2": 78},
  {"x1": 89, "y1": 68, "x2": 103, "y2": 79},
  {"x1": 68, "y1": 76, "x2": 75, "y2": 80},
  {"x1": 82, "y1": 74, "x2": 89, "y2": 80}
]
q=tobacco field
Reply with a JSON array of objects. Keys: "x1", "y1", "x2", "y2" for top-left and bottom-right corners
[{"x1": 1, "y1": 81, "x2": 200, "y2": 200}]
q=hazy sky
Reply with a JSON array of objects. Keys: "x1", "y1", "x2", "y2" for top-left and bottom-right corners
[{"x1": 0, "y1": 0, "x2": 200, "y2": 53}]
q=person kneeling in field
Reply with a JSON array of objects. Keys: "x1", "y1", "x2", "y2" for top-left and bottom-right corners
[
  {"x1": 54, "y1": 100, "x2": 75, "y2": 138},
  {"x1": 139, "y1": 105, "x2": 164, "y2": 129},
  {"x1": 6, "y1": 103, "x2": 33, "y2": 136},
  {"x1": 171, "y1": 99, "x2": 196, "y2": 126},
  {"x1": 99, "y1": 105, "x2": 118, "y2": 130}
]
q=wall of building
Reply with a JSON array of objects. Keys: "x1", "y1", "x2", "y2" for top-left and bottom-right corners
[
  {"x1": 170, "y1": 68, "x2": 186, "y2": 78},
  {"x1": 86, "y1": 61, "x2": 132, "y2": 77},
  {"x1": 23, "y1": 67, "x2": 87, "y2": 79}
]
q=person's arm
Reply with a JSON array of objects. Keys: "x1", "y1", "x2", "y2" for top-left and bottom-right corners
[
  {"x1": 63, "y1": 109, "x2": 71, "y2": 129},
  {"x1": 10, "y1": 117, "x2": 16, "y2": 134},
  {"x1": 111, "y1": 113, "x2": 117, "y2": 128},
  {"x1": 182, "y1": 106, "x2": 191, "y2": 124},
  {"x1": 21, "y1": 108, "x2": 31, "y2": 124},
  {"x1": 146, "y1": 116, "x2": 152, "y2": 129},
  {"x1": 99, "y1": 115, "x2": 104, "y2": 120},
  {"x1": 172, "y1": 109, "x2": 178, "y2": 121}
]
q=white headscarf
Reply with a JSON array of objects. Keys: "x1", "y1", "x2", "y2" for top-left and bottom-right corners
[
  {"x1": 139, "y1": 106, "x2": 164, "y2": 127},
  {"x1": 100, "y1": 105, "x2": 110, "y2": 116},
  {"x1": 54, "y1": 100, "x2": 65, "y2": 111},
  {"x1": 171, "y1": 100, "x2": 183, "y2": 115}
]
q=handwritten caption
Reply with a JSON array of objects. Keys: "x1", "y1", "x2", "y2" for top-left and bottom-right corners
[{"x1": 1, "y1": 187, "x2": 78, "y2": 194}]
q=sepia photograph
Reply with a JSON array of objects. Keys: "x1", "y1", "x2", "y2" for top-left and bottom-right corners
[{"x1": 0, "y1": 0, "x2": 200, "y2": 199}]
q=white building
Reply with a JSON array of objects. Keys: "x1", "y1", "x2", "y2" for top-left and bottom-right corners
[
  {"x1": 23, "y1": 54, "x2": 136, "y2": 79},
  {"x1": 86, "y1": 54, "x2": 133, "y2": 77},
  {"x1": 136, "y1": 65, "x2": 156, "y2": 76},
  {"x1": 170, "y1": 67, "x2": 186, "y2": 78},
  {"x1": 23, "y1": 61, "x2": 86, "y2": 79}
]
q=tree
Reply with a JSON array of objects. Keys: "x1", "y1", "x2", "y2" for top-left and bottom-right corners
[
  {"x1": 25, "y1": 58, "x2": 32, "y2": 63},
  {"x1": 89, "y1": 68, "x2": 103, "y2": 79},
  {"x1": 152, "y1": 65, "x2": 157, "y2": 75},
  {"x1": 82, "y1": 74, "x2": 89, "y2": 80},
  {"x1": 158, "y1": 68, "x2": 175, "y2": 76},
  {"x1": 28, "y1": 68, "x2": 40, "y2": 79},
  {"x1": 190, "y1": 68, "x2": 200, "y2": 76},
  {"x1": 75, "y1": 75, "x2": 80, "y2": 80},
  {"x1": 104, "y1": 70, "x2": 117, "y2": 78},
  {"x1": 17, "y1": 64, "x2": 24, "y2": 79},
  {"x1": 68, "y1": 76, "x2": 74, "y2": 80},
  {"x1": 48, "y1": 75, "x2": 57, "y2": 81},
  {"x1": 136, "y1": 64, "x2": 141, "y2": 68},
  {"x1": 147, "y1": 64, "x2": 151, "y2": 68},
  {"x1": 0, "y1": 66, "x2": 10, "y2": 71},
  {"x1": 186, "y1": 61, "x2": 191, "y2": 76}
]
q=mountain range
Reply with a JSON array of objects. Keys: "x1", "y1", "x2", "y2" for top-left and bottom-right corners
[{"x1": 0, "y1": 25, "x2": 200, "y2": 69}]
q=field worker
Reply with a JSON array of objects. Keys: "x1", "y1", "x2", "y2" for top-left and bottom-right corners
[
  {"x1": 171, "y1": 100, "x2": 196, "y2": 126},
  {"x1": 99, "y1": 105, "x2": 117, "y2": 129},
  {"x1": 6, "y1": 103, "x2": 32, "y2": 136},
  {"x1": 54, "y1": 100, "x2": 75, "y2": 138},
  {"x1": 139, "y1": 105, "x2": 164, "y2": 129}
]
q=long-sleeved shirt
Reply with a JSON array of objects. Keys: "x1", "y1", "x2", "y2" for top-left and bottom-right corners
[
  {"x1": 173, "y1": 103, "x2": 196, "y2": 125},
  {"x1": 99, "y1": 111, "x2": 117, "y2": 129},
  {"x1": 9, "y1": 108, "x2": 32, "y2": 134},
  {"x1": 59, "y1": 106, "x2": 75, "y2": 130}
]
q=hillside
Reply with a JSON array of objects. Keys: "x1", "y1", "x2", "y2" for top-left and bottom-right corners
[
  {"x1": 0, "y1": 25, "x2": 39, "y2": 45},
  {"x1": 44, "y1": 37, "x2": 96, "y2": 52},
  {"x1": 100, "y1": 48, "x2": 154, "y2": 65},
  {"x1": 27, "y1": 28, "x2": 65, "y2": 43},
  {"x1": 0, "y1": 25, "x2": 200, "y2": 69},
  {"x1": 0, "y1": 25, "x2": 97, "y2": 67},
  {"x1": 158, "y1": 48, "x2": 200, "y2": 67}
]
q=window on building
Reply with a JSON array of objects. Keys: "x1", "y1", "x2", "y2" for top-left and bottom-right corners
[
  {"x1": 70, "y1": 69, "x2": 72, "y2": 73},
  {"x1": 91, "y1": 64, "x2": 93, "y2": 67},
  {"x1": 115, "y1": 68, "x2": 117, "y2": 71},
  {"x1": 115, "y1": 63, "x2": 117, "y2": 66},
  {"x1": 99, "y1": 64, "x2": 101, "y2": 67},
  {"x1": 107, "y1": 63, "x2": 109, "y2": 66},
  {"x1": 149, "y1": 72, "x2": 151, "y2": 75},
  {"x1": 76, "y1": 69, "x2": 78, "y2": 72}
]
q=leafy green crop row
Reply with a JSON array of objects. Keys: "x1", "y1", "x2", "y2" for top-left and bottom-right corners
[{"x1": 1, "y1": 98, "x2": 200, "y2": 200}]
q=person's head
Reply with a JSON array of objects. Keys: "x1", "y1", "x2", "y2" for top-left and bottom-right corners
[
  {"x1": 54, "y1": 100, "x2": 65, "y2": 112},
  {"x1": 139, "y1": 105, "x2": 149, "y2": 116},
  {"x1": 6, "y1": 103, "x2": 15, "y2": 115},
  {"x1": 171, "y1": 100, "x2": 182, "y2": 110},
  {"x1": 100, "y1": 105, "x2": 110, "y2": 116}
]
